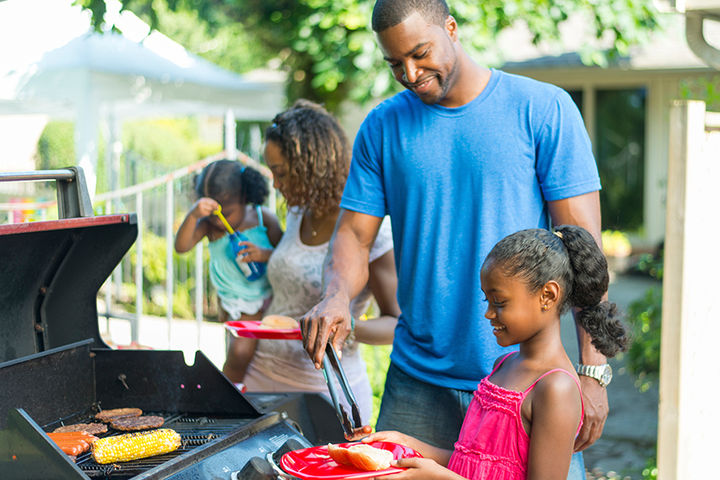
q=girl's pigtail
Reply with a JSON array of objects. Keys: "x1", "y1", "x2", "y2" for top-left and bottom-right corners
[
  {"x1": 555, "y1": 225, "x2": 630, "y2": 357},
  {"x1": 239, "y1": 166, "x2": 269, "y2": 205}
]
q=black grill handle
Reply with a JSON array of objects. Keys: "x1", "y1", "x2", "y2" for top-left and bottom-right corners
[{"x1": 0, "y1": 166, "x2": 93, "y2": 218}]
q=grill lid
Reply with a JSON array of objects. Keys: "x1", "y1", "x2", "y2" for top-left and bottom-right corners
[{"x1": 0, "y1": 214, "x2": 137, "y2": 363}]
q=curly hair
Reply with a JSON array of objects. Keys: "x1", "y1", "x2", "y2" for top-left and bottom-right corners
[
  {"x1": 194, "y1": 159, "x2": 269, "y2": 205},
  {"x1": 484, "y1": 225, "x2": 630, "y2": 358},
  {"x1": 265, "y1": 99, "x2": 350, "y2": 217}
]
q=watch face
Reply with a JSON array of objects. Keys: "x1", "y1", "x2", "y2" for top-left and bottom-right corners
[{"x1": 601, "y1": 365, "x2": 613, "y2": 384}]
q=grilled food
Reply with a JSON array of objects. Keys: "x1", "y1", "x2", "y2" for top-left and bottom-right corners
[
  {"x1": 327, "y1": 443, "x2": 394, "y2": 471},
  {"x1": 47, "y1": 431, "x2": 98, "y2": 456},
  {"x1": 259, "y1": 315, "x2": 299, "y2": 329},
  {"x1": 110, "y1": 415, "x2": 164, "y2": 431},
  {"x1": 91, "y1": 428, "x2": 181, "y2": 464},
  {"x1": 95, "y1": 408, "x2": 142, "y2": 423},
  {"x1": 54, "y1": 423, "x2": 108, "y2": 435}
]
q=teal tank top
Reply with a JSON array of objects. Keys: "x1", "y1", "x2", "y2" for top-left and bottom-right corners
[{"x1": 208, "y1": 205, "x2": 272, "y2": 303}]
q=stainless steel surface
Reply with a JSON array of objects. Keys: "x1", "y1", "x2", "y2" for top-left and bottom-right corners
[{"x1": 0, "y1": 169, "x2": 75, "y2": 182}]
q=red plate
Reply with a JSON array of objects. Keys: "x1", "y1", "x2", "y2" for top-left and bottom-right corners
[
  {"x1": 280, "y1": 441, "x2": 423, "y2": 479},
  {"x1": 224, "y1": 320, "x2": 302, "y2": 340}
]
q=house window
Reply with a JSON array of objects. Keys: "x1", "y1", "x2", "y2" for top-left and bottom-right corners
[
  {"x1": 567, "y1": 90, "x2": 583, "y2": 111},
  {"x1": 594, "y1": 88, "x2": 646, "y2": 232}
]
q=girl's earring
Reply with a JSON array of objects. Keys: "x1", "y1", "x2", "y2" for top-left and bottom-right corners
[{"x1": 542, "y1": 304, "x2": 549, "y2": 311}]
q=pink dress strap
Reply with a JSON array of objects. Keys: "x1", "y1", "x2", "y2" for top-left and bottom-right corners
[
  {"x1": 489, "y1": 351, "x2": 518, "y2": 377},
  {"x1": 522, "y1": 369, "x2": 585, "y2": 436}
]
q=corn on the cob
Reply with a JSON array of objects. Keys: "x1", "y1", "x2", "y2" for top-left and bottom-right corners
[{"x1": 91, "y1": 428, "x2": 181, "y2": 464}]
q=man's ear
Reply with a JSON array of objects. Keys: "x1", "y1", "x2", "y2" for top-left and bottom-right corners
[
  {"x1": 445, "y1": 15, "x2": 458, "y2": 41},
  {"x1": 540, "y1": 280, "x2": 561, "y2": 310}
]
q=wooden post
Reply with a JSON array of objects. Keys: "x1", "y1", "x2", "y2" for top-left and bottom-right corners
[{"x1": 658, "y1": 100, "x2": 720, "y2": 479}]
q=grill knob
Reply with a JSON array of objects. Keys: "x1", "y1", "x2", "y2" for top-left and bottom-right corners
[
  {"x1": 272, "y1": 438, "x2": 305, "y2": 465},
  {"x1": 235, "y1": 456, "x2": 275, "y2": 480}
]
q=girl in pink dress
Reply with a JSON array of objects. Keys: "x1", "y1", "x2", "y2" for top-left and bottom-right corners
[{"x1": 364, "y1": 225, "x2": 629, "y2": 479}]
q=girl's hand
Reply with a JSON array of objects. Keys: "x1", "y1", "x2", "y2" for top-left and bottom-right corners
[
  {"x1": 373, "y1": 457, "x2": 460, "y2": 479},
  {"x1": 362, "y1": 431, "x2": 416, "y2": 448},
  {"x1": 364, "y1": 431, "x2": 453, "y2": 467},
  {"x1": 236, "y1": 241, "x2": 272, "y2": 263},
  {"x1": 190, "y1": 197, "x2": 219, "y2": 219}
]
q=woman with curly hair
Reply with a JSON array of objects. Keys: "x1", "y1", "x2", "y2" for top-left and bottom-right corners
[{"x1": 233, "y1": 99, "x2": 400, "y2": 423}]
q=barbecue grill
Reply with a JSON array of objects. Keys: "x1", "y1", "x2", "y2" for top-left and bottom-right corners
[{"x1": 0, "y1": 168, "x2": 346, "y2": 479}]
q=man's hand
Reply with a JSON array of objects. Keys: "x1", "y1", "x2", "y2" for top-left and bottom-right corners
[
  {"x1": 344, "y1": 425, "x2": 373, "y2": 441},
  {"x1": 574, "y1": 376, "x2": 609, "y2": 451},
  {"x1": 300, "y1": 295, "x2": 352, "y2": 369}
]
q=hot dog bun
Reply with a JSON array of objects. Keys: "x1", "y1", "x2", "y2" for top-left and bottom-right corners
[
  {"x1": 259, "y1": 315, "x2": 299, "y2": 329},
  {"x1": 327, "y1": 443, "x2": 351, "y2": 466},
  {"x1": 327, "y1": 443, "x2": 394, "y2": 471}
]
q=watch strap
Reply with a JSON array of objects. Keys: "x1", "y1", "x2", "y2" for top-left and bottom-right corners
[{"x1": 576, "y1": 363, "x2": 612, "y2": 387}]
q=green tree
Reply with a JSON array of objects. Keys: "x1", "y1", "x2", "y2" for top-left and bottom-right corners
[{"x1": 76, "y1": 0, "x2": 659, "y2": 111}]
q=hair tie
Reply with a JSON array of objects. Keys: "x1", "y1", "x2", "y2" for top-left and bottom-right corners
[{"x1": 554, "y1": 230, "x2": 563, "y2": 239}]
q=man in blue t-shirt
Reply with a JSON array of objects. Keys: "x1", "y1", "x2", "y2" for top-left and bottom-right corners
[{"x1": 301, "y1": 0, "x2": 610, "y2": 475}]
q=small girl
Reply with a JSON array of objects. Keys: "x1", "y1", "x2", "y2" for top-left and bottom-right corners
[
  {"x1": 175, "y1": 159, "x2": 282, "y2": 382},
  {"x1": 364, "y1": 225, "x2": 629, "y2": 479}
]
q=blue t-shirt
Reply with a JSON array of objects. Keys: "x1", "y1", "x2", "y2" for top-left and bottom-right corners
[{"x1": 341, "y1": 69, "x2": 601, "y2": 391}]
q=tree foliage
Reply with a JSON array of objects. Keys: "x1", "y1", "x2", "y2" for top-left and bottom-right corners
[{"x1": 76, "y1": 0, "x2": 659, "y2": 111}]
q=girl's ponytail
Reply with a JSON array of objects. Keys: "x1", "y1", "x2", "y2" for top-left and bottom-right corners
[
  {"x1": 239, "y1": 166, "x2": 269, "y2": 205},
  {"x1": 555, "y1": 225, "x2": 630, "y2": 357},
  {"x1": 576, "y1": 301, "x2": 628, "y2": 358}
]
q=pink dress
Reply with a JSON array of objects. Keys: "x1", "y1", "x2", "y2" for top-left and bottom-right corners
[{"x1": 447, "y1": 353, "x2": 584, "y2": 480}]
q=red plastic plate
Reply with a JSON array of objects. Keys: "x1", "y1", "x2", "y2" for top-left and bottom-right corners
[
  {"x1": 279, "y1": 441, "x2": 422, "y2": 480},
  {"x1": 224, "y1": 320, "x2": 302, "y2": 340}
]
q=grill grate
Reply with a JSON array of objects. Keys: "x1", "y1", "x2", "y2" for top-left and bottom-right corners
[{"x1": 46, "y1": 413, "x2": 255, "y2": 479}]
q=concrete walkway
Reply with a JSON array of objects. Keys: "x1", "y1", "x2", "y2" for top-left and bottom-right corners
[{"x1": 101, "y1": 272, "x2": 660, "y2": 479}]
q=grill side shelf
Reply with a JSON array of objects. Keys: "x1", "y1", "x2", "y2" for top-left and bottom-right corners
[{"x1": 1, "y1": 408, "x2": 87, "y2": 479}]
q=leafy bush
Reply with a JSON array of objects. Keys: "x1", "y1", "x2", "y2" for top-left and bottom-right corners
[
  {"x1": 123, "y1": 120, "x2": 197, "y2": 170},
  {"x1": 602, "y1": 230, "x2": 632, "y2": 258},
  {"x1": 626, "y1": 285, "x2": 662, "y2": 391},
  {"x1": 121, "y1": 229, "x2": 211, "y2": 319},
  {"x1": 361, "y1": 343, "x2": 391, "y2": 428},
  {"x1": 679, "y1": 75, "x2": 720, "y2": 111},
  {"x1": 625, "y1": 248, "x2": 663, "y2": 392},
  {"x1": 35, "y1": 121, "x2": 75, "y2": 170}
]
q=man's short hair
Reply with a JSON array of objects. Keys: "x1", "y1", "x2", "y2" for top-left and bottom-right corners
[{"x1": 372, "y1": 0, "x2": 450, "y2": 33}]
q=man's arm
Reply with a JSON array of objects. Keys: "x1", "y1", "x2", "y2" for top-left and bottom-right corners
[
  {"x1": 547, "y1": 190, "x2": 608, "y2": 452},
  {"x1": 301, "y1": 209, "x2": 383, "y2": 369}
]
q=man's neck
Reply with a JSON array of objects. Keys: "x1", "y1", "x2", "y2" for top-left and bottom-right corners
[{"x1": 439, "y1": 53, "x2": 491, "y2": 108}]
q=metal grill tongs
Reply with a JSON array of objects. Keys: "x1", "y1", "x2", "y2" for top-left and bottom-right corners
[{"x1": 321, "y1": 342, "x2": 363, "y2": 438}]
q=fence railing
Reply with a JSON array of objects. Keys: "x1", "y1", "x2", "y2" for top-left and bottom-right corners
[{"x1": 0, "y1": 152, "x2": 276, "y2": 352}]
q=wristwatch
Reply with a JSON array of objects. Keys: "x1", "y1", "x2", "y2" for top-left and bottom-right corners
[{"x1": 576, "y1": 363, "x2": 613, "y2": 387}]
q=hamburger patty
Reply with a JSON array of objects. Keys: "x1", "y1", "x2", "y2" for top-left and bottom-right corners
[
  {"x1": 95, "y1": 408, "x2": 143, "y2": 423},
  {"x1": 109, "y1": 415, "x2": 165, "y2": 431},
  {"x1": 53, "y1": 423, "x2": 108, "y2": 435}
]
